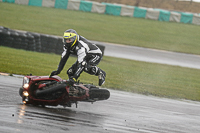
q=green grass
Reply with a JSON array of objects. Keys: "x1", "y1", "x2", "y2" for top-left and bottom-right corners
[
  {"x1": 1, "y1": 46, "x2": 200, "y2": 101},
  {"x1": 1, "y1": 2, "x2": 200, "y2": 101},
  {"x1": 1, "y1": 2, "x2": 200, "y2": 55}
]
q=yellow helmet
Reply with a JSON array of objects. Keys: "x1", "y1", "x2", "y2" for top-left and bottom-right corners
[{"x1": 63, "y1": 29, "x2": 78, "y2": 49}]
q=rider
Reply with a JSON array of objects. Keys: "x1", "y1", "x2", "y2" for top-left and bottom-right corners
[{"x1": 50, "y1": 29, "x2": 106, "y2": 86}]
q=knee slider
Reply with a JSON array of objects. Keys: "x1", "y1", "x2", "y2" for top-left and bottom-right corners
[
  {"x1": 91, "y1": 67, "x2": 98, "y2": 75},
  {"x1": 67, "y1": 67, "x2": 74, "y2": 76},
  {"x1": 85, "y1": 66, "x2": 98, "y2": 75}
]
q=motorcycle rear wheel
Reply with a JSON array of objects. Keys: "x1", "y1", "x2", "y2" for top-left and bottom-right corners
[{"x1": 89, "y1": 88, "x2": 110, "y2": 100}]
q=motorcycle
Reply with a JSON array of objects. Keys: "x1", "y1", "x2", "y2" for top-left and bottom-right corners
[{"x1": 19, "y1": 75, "x2": 110, "y2": 108}]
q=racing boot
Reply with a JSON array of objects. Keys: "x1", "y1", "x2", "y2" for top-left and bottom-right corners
[{"x1": 98, "y1": 69, "x2": 106, "y2": 86}]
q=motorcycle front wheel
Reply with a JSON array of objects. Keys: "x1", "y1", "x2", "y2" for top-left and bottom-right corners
[{"x1": 19, "y1": 87, "x2": 23, "y2": 97}]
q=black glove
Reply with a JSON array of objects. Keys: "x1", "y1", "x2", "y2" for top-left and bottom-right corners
[
  {"x1": 50, "y1": 70, "x2": 60, "y2": 77},
  {"x1": 67, "y1": 78, "x2": 76, "y2": 86}
]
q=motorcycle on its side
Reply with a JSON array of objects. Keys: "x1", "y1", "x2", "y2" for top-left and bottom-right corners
[{"x1": 19, "y1": 75, "x2": 110, "y2": 108}]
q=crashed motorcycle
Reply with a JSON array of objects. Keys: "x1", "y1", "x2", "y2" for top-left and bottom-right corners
[{"x1": 19, "y1": 75, "x2": 110, "y2": 108}]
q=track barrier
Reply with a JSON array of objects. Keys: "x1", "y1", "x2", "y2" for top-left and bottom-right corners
[
  {"x1": 1, "y1": 0, "x2": 200, "y2": 25},
  {"x1": 0, "y1": 26, "x2": 105, "y2": 56}
]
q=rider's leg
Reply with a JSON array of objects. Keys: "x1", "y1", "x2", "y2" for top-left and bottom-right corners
[{"x1": 84, "y1": 54, "x2": 106, "y2": 86}]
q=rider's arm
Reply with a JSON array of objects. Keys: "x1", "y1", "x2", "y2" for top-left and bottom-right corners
[
  {"x1": 71, "y1": 47, "x2": 86, "y2": 79},
  {"x1": 77, "y1": 47, "x2": 86, "y2": 63},
  {"x1": 57, "y1": 48, "x2": 70, "y2": 73}
]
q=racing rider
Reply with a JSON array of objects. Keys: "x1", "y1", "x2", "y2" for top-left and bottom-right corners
[{"x1": 50, "y1": 29, "x2": 106, "y2": 86}]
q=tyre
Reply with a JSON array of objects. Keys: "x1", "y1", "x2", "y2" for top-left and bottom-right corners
[
  {"x1": 55, "y1": 38, "x2": 63, "y2": 54},
  {"x1": 27, "y1": 32, "x2": 41, "y2": 52},
  {"x1": 89, "y1": 88, "x2": 110, "y2": 100},
  {"x1": 26, "y1": 33, "x2": 36, "y2": 51},
  {"x1": 40, "y1": 34, "x2": 49, "y2": 53},
  {"x1": 19, "y1": 87, "x2": 23, "y2": 97}
]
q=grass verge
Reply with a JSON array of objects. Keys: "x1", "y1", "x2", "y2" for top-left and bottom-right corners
[
  {"x1": 1, "y1": 46, "x2": 200, "y2": 101},
  {"x1": 1, "y1": 2, "x2": 200, "y2": 55}
]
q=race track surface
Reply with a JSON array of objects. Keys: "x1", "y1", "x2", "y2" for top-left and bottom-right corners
[
  {"x1": 93, "y1": 41, "x2": 200, "y2": 69},
  {"x1": 1, "y1": 75, "x2": 200, "y2": 133}
]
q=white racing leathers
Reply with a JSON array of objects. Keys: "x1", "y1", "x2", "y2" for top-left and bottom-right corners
[{"x1": 57, "y1": 35, "x2": 104, "y2": 79}]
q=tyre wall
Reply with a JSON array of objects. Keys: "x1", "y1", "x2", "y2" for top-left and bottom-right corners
[{"x1": 0, "y1": 26, "x2": 105, "y2": 56}]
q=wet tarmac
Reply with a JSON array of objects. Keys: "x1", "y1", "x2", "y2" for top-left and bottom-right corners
[
  {"x1": 1, "y1": 75, "x2": 200, "y2": 133},
  {"x1": 94, "y1": 41, "x2": 200, "y2": 69}
]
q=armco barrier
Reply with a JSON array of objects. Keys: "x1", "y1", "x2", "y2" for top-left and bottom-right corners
[
  {"x1": 120, "y1": 5, "x2": 134, "y2": 17},
  {"x1": 42, "y1": 0, "x2": 55, "y2": 8},
  {"x1": 15, "y1": 0, "x2": 29, "y2": 5},
  {"x1": 67, "y1": 0, "x2": 80, "y2": 11},
  {"x1": 180, "y1": 12, "x2": 193, "y2": 24},
  {"x1": 79, "y1": 1, "x2": 93, "y2": 12},
  {"x1": 193, "y1": 15, "x2": 200, "y2": 25},
  {"x1": 133, "y1": 7, "x2": 147, "y2": 18},
  {"x1": 170, "y1": 12, "x2": 181, "y2": 22},
  {"x1": 28, "y1": 0, "x2": 43, "y2": 7},
  {"x1": 2, "y1": 0, "x2": 200, "y2": 25},
  {"x1": 158, "y1": 10, "x2": 171, "y2": 22},
  {"x1": 0, "y1": 26, "x2": 105, "y2": 56},
  {"x1": 91, "y1": 2, "x2": 106, "y2": 14},
  {"x1": 55, "y1": 0, "x2": 68, "y2": 9},
  {"x1": 102, "y1": 3, "x2": 121, "y2": 16},
  {"x1": 145, "y1": 9, "x2": 160, "y2": 20}
]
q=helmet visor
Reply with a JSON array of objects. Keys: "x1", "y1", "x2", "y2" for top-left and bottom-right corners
[
  {"x1": 63, "y1": 38, "x2": 75, "y2": 44},
  {"x1": 63, "y1": 32, "x2": 77, "y2": 48}
]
